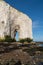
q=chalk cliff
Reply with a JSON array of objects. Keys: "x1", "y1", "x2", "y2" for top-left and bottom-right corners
[{"x1": 0, "y1": 0, "x2": 33, "y2": 40}]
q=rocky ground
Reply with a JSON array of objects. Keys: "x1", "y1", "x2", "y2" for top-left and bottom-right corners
[{"x1": 0, "y1": 42, "x2": 43, "y2": 65}]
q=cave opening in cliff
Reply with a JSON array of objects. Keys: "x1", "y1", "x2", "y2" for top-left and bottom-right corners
[{"x1": 15, "y1": 31, "x2": 19, "y2": 41}]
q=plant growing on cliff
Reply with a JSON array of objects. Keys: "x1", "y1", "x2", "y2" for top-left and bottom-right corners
[
  {"x1": 5, "y1": 35, "x2": 16, "y2": 42},
  {"x1": 0, "y1": 35, "x2": 16, "y2": 42},
  {"x1": 19, "y1": 38, "x2": 33, "y2": 43}
]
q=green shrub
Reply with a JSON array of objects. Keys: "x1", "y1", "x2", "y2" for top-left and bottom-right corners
[
  {"x1": 0, "y1": 39, "x2": 5, "y2": 42},
  {"x1": 0, "y1": 35, "x2": 16, "y2": 42},
  {"x1": 5, "y1": 35, "x2": 16, "y2": 42},
  {"x1": 19, "y1": 38, "x2": 33, "y2": 43}
]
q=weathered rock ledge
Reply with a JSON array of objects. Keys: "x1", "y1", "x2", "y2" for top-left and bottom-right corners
[{"x1": 0, "y1": 42, "x2": 43, "y2": 65}]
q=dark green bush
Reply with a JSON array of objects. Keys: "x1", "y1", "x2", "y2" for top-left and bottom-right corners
[
  {"x1": 0, "y1": 35, "x2": 16, "y2": 42},
  {"x1": 19, "y1": 38, "x2": 33, "y2": 43},
  {"x1": 0, "y1": 38, "x2": 5, "y2": 42},
  {"x1": 5, "y1": 35, "x2": 16, "y2": 42}
]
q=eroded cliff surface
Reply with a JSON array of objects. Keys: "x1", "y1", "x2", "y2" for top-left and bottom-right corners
[{"x1": 0, "y1": 0, "x2": 33, "y2": 40}]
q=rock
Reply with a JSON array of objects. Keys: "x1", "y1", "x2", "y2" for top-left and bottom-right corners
[{"x1": 0, "y1": 0, "x2": 33, "y2": 41}]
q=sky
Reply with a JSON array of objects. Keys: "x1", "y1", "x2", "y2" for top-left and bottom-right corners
[{"x1": 4, "y1": 0, "x2": 43, "y2": 42}]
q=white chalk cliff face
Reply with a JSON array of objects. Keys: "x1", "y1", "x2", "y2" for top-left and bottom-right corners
[
  {"x1": 0, "y1": 1, "x2": 10, "y2": 39},
  {"x1": 15, "y1": 14, "x2": 33, "y2": 40},
  {"x1": 0, "y1": 0, "x2": 33, "y2": 40}
]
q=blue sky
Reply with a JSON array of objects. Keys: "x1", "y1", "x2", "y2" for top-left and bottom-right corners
[{"x1": 4, "y1": 0, "x2": 43, "y2": 41}]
